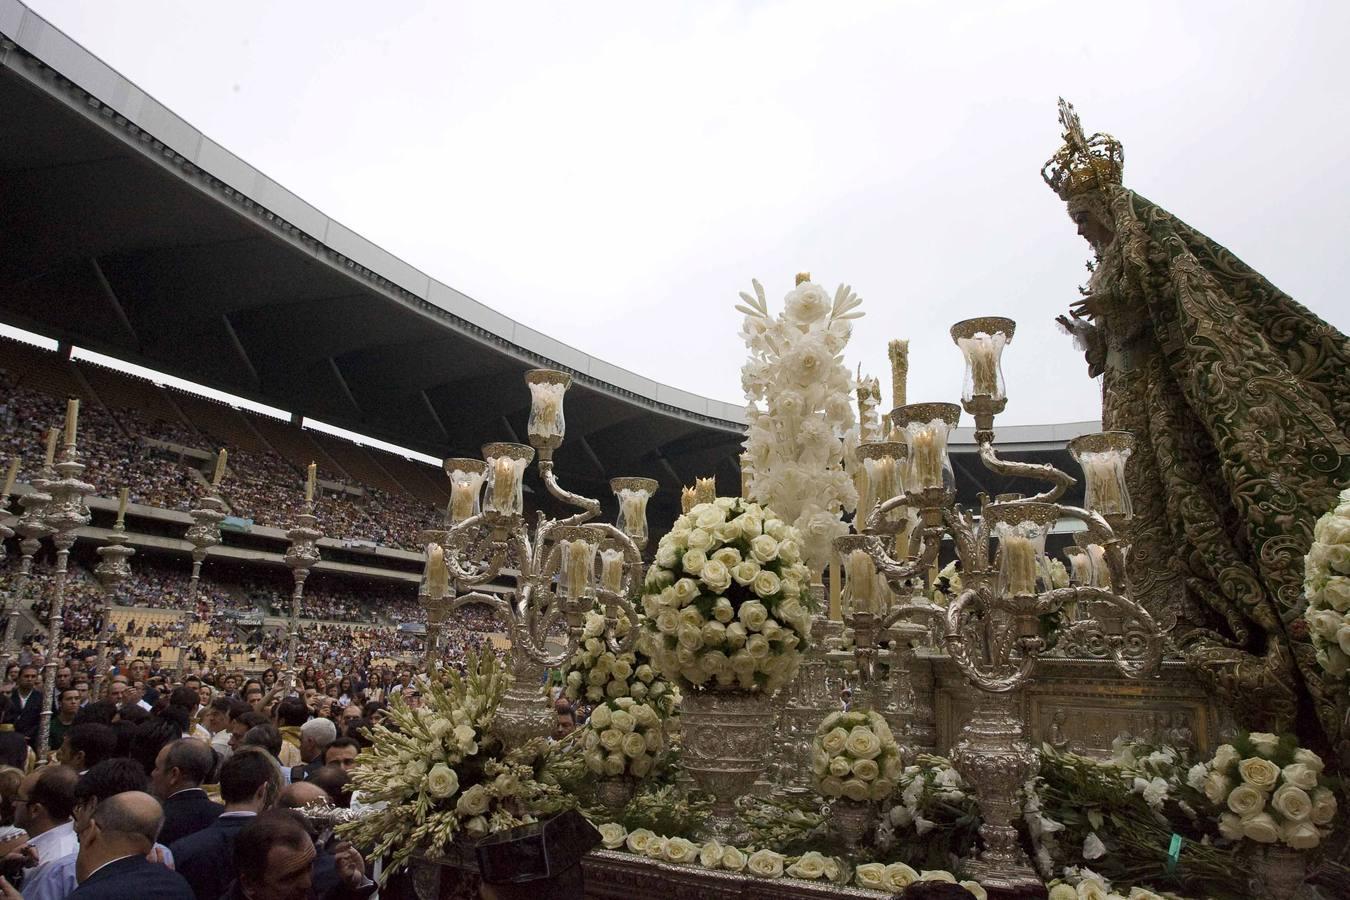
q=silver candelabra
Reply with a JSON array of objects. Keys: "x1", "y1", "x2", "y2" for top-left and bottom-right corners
[
  {"x1": 176, "y1": 480, "x2": 226, "y2": 676},
  {"x1": 284, "y1": 494, "x2": 323, "y2": 695},
  {"x1": 92, "y1": 502, "x2": 135, "y2": 681},
  {"x1": 0, "y1": 459, "x2": 53, "y2": 674}
]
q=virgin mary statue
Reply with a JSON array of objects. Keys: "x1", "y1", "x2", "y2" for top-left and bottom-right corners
[{"x1": 1047, "y1": 100, "x2": 1350, "y2": 750}]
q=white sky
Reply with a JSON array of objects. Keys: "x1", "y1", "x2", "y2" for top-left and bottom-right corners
[{"x1": 26, "y1": 0, "x2": 1350, "y2": 426}]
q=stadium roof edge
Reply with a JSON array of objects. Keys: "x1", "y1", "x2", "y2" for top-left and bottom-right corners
[{"x1": 0, "y1": 0, "x2": 747, "y2": 432}]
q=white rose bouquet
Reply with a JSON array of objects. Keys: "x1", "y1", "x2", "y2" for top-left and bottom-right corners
[
  {"x1": 1192, "y1": 732, "x2": 1337, "y2": 850},
  {"x1": 338, "y1": 651, "x2": 561, "y2": 874},
  {"x1": 581, "y1": 696, "x2": 667, "y2": 779},
  {"x1": 1303, "y1": 487, "x2": 1350, "y2": 678},
  {"x1": 561, "y1": 611, "x2": 679, "y2": 716},
  {"x1": 811, "y1": 709, "x2": 902, "y2": 803},
  {"x1": 641, "y1": 497, "x2": 813, "y2": 693}
]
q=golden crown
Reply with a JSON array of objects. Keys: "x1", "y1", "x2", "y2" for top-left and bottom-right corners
[{"x1": 1041, "y1": 98, "x2": 1124, "y2": 199}]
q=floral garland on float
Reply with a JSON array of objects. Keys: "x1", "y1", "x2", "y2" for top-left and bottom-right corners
[
  {"x1": 1304, "y1": 487, "x2": 1350, "y2": 678},
  {"x1": 639, "y1": 496, "x2": 813, "y2": 843},
  {"x1": 336, "y1": 651, "x2": 561, "y2": 876}
]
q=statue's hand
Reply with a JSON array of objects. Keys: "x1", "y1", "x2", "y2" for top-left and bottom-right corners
[{"x1": 1069, "y1": 294, "x2": 1104, "y2": 319}]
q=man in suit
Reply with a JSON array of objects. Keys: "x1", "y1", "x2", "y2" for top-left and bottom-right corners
[
  {"x1": 149, "y1": 740, "x2": 221, "y2": 846},
  {"x1": 7, "y1": 667, "x2": 41, "y2": 747},
  {"x1": 170, "y1": 748, "x2": 279, "y2": 900},
  {"x1": 292, "y1": 718, "x2": 335, "y2": 784},
  {"x1": 222, "y1": 811, "x2": 373, "y2": 900},
  {"x1": 67, "y1": 791, "x2": 192, "y2": 899}
]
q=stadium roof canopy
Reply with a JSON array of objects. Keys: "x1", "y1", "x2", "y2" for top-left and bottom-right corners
[{"x1": 0, "y1": 1, "x2": 1099, "y2": 512}]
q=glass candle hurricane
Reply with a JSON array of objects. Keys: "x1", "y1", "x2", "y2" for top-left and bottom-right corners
[
  {"x1": 610, "y1": 477, "x2": 658, "y2": 547},
  {"x1": 986, "y1": 502, "x2": 1058, "y2": 598},
  {"x1": 599, "y1": 547, "x2": 625, "y2": 595},
  {"x1": 525, "y1": 369, "x2": 571, "y2": 447},
  {"x1": 481, "y1": 443, "x2": 534, "y2": 517},
  {"x1": 856, "y1": 442, "x2": 907, "y2": 529},
  {"x1": 1068, "y1": 432, "x2": 1135, "y2": 519},
  {"x1": 891, "y1": 403, "x2": 961, "y2": 495},
  {"x1": 1064, "y1": 546, "x2": 1093, "y2": 586},
  {"x1": 557, "y1": 531, "x2": 599, "y2": 603},
  {"x1": 443, "y1": 458, "x2": 487, "y2": 525},
  {"x1": 950, "y1": 317, "x2": 1015, "y2": 404},
  {"x1": 842, "y1": 548, "x2": 882, "y2": 615}
]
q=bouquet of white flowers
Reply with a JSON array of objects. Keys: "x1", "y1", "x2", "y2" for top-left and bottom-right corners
[
  {"x1": 582, "y1": 696, "x2": 667, "y2": 779},
  {"x1": 641, "y1": 497, "x2": 813, "y2": 693},
  {"x1": 1303, "y1": 487, "x2": 1350, "y2": 678},
  {"x1": 561, "y1": 611, "x2": 679, "y2": 716},
  {"x1": 811, "y1": 709, "x2": 902, "y2": 803},
  {"x1": 1189, "y1": 732, "x2": 1337, "y2": 850},
  {"x1": 338, "y1": 651, "x2": 561, "y2": 875}
]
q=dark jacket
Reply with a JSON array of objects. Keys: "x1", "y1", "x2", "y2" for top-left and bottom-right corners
[
  {"x1": 67, "y1": 854, "x2": 194, "y2": 900},
  {"x1": 169, "y1": 813, "x2": 252, "y2": 900},
  {"x1": 158, "y1": 788, "x2": 224, "y2": 847},
  {"x1": 7, "y1": 688, "x2": 42, "y2": 744}
]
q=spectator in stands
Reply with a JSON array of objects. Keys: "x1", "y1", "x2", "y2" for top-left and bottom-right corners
[
  {"x1": 67, "y1": 791, "x2": 192, "y2": 899},
  {"x1": 170, "y1": 748, "x2": 279, "y2": 900},
  {"x1": 150, "y1": 740, "x2": 222, "y2": 847}
]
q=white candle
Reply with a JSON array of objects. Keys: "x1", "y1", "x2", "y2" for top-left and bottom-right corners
[
  {"x1": 681, "y1": 486, "x2": 697, "y2": 513},
  {"x1": 600, "y1": 548, "x2": 624, "y2": 593},
  {"x1": 889, "y1": 339, "x2": 909, "y2": 410},
  {"x1": 695, "y1": 477, "x2": 716, "y2": 505},
  {"x1": 450, "y1": 479, "x2": 476, "y2": 523},
  {"x1": 911, "y1": 429, "x2": 941, "y2": 489},
  {"x1": 562, "y1": 539, "x2": 595, "y2": 598},
  {"x1": 1066, "y1": 548, "x2": 1092, "y2": 585},
  {"x1": 424, "y1": 543, "x2": 448, "y2": 599},
  {"x1": 1, "y1": 458, "x2": 17, "y2": 498},
  {"x1": 617, "y1": 489, "x2": 648, "y2": 541},
  {"x1": 212, "y1": 449, "x2": 228, "y2": 487},
  {"x1": 491, "y1": 457, "x2": 515, "y2": 512},
  {"x1": 305, "y1": 462, "x2": 317, "y2": 503},
  {"x1": 529, "y1": 382, "x2": 566, "y2": 438},
  {"x1": 960, "y1": 333, "x2": 1001, "y2": 397},
  {"x1": 44, "y1": 428, "x2": 58, "y2": 468},
  {"x1": 1083, "y1": 453, "x2": 1125, "y2": 515},
  {"x1": 1003, "y1": 534, "x2": 1038, "y2": 596},
  {"x1": 1087, "y1": 543, "x2": 1108, "y2": 587},
  {"x1": 64, "y1": 398, "x2": 80, "y2": 448},
  {"x1": 116, "y1": 487, "x2": 129, "y2": 527},
  {"x1": 845, "y1": 549, "x2": 877, "y2": 614}
]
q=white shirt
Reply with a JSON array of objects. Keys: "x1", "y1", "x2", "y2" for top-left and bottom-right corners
[{"x1": 26, "y1": 821, "x2": 77, "y2": 870}]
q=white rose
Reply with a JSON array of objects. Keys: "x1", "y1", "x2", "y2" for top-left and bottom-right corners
[
  {"x1": 854, "y1": 862, "x2": 886, "y2": 889},
  {"x1": 884, "y1": 862, "x2": 919, "y2": 890},
  {"x1": 750, "y1": 534, "x2": 780, "y2": 564},
  {"x1": 654, "y1": 545, "x2": 678, "y2": 569},
  {"x1": 818, "y1": 776, "x2": 844, "y2": 797},
  {"x1": 1048, "y1": 886, "x2": 1077, "y2": 900},
  {"x1": 1318, "y1": 645, "x2": 1350, "y2": 676},
  {"x1": 827, "y1": 755, "x2": 851, "y2": 778},
  {"x1": 664, "y1": 837, "x2": 700, "y2": 864},
  {"x1": 621, "y1": 731, "x2": 647, "y2": 758},
  {"x1": 1238, "y1": 756, "x2": 1281, "y2": 791},
  {"x1": 752, "y1": 570, "x2": 782, "y2": 598},
  {"x1": 610, "y1": 710, "x2": 636, "y2": 733},
  {"x1": 1218, "y1": 812, "x2": 1244, "y2": 840},
  {"x1": 920, "y1": 870, "x2": 956, "y2": 883},
  {"x1": 701, "y1": 560, "x2": 732, "y2": 594},
  {"x1": 682, "y1": 549, "x2": 707, "y2": 575},
  {"x1": 672, "y1": 578, "x2": 699, "y2": 604},
  {"x1": 599, "y1": 728, "x2": 624, "y2": 752},
  {"x1": 655, "y1": 609, "x2": 680, "y2": 635},
  {"x1": 845, "y1": 726, "x2": 883, "y2": 760},
  {"x1": 425, "y1": 764, "x2": 459, "y2": 799},
  {"x1": 784, "y1": 281, "x2": 830, "y2": 324},
  {"x1": 745, "y1": 633, "x2": 770, "y2": 659},
  {"x1": 852, "y1": 758, "x2": 880, "y2": 781},
  {"x1": 1323, "y1": 576, "x2": 1350, "y2": 612},
  {"x1": 644, "y1": 836, "x2": 668, "y2": 859},
  {"x1": 1212, "y1": 744, "x2": 1240, "y2": 773},
  {"x1": 698, "y1": 840, "x2": 723, "y2": 868},
  {"x1": 696, "y1": 506, "x2": 726, "y2": 529},
  {"x1": 1247, "y1": 732, "x2": 1281, "y2": 755},
  {"x1": 841, "y1": 778, "x2": 870, "y2": 802},
  {"x1": 1242, "y1": 811, "x2": 1280, "y2": 843},
  {"x1": 598, "y1": 822, "x2": 627, "y2": 849},
  {"x1": 747, "y1": 849, "x2": 784, "y2": 878},
  {"x1": 1308, "y1": 609, "x2": 1344, "y2": 641},
  {"x1": 1317, "y1": 514, "x2": 1350, "y2": 545},
  {"x1": 1281, "y1": 762, "x2": 1318, "y2": 791},
  {"x1": 738, "y1": 601, "x2": 769, "y2": 631},
  {"x1": 732, "y1": 560, "x2": 761, "y2": 586},
  {"x1": 1203, "y1": 770, "x2": 1232, "y2": 804},
  {"x1": 629, "y1": 753, "x2": 653, "y2": 777},
  {"x1": 724, "y1": 622, "x2": 747, "y2": 649},
  {"x1": 686, "y1": 528, "x2": 713, "y2": 552},
  {"x1": 1076, "y1": 877, "x2": 1109, "y2": 900},
  {"x1": 1311, "y1": 786, "x2": 1337, "y2": 825},
  {"x1": 1293, "y1": 748, "x2": 1325, "y2": 773},
  {"x1": 463, "y1": 815, "x2": 489, "y2": 839},
  {"x1": 1227, "y1": 784, "x2": 1266, "y2": 817},
  {"x1": 1282, "y1": 820, "x2": 1322, "y2": 849},
  {"x1": 820, "y1": 727, "x2": 849, "y2": 755},
  {"x1": 720, "y1": 846, "x2": 747, "y2": 871},
  {"x1": 456, "y1": 784, "x2": 491, "y2": 816},
  {"x1": 786, "y1": 851, "x2": 829, "y2": 880},
  {"x1": 712, "y1": 597, "x2": 734, "y2": 623},
  {"x1": 590, "y1": 705, "x2": 613, "y2": 729},
  {"x1": 1271, "y1": 783, "x2": 1313, "y2": 822},
  {"x1": 677, "y1": 623, "x2": 704, "y2": 652},
  {"x1": 583, "y1": 749, "x2": 605, "y2": 773}
]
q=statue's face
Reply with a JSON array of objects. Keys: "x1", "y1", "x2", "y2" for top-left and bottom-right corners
[{"x1": 1070, "y1": 207, "x2": 1114, "y2": 253}]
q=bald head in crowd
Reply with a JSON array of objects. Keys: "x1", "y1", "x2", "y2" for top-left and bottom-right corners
[{"x1": 76, "y1": 790, "x2": 164, "y2": 882}]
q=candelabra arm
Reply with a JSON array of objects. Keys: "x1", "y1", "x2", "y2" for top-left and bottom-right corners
[
  {"x1": 943, "y1": 589, "x2": 1038, "y2": 693},
  {"x1": 866, "y1": 491, "x2": 916, "y2": 534},
  {"x1": 1055, "y1": 585, "x2": 1163, "y2": 679},
  {"x1": 977, "y1": 441, "x2": 1076, "y2": 504},
  {"x1": 1050, "y1": 504, "x2": 1130, "y2": 590},
  {"x1": 449, "y1": 591, "x2": 515, "y2": 627},
  {"x1": 864, "y1": 529, "x2": 942, "y2": 592},
  {"x1": 537, "y1": 459, "x2": 601, "y2": 526},
  {"x1": 598, "y1": 589, "x2": 642, "y2": 655}
]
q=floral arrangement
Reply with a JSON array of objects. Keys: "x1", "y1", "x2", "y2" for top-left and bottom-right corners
[
  {"x1": 581, "y1": 697, "x2": 666, "y2": 780},
  {"x1": 1303, "y1": 487, "x2": 1350, "y2": 677},
  {"x1": 338, "y1": 651, "x2": 561, "y2": 874},
  {"x1": 1047, "y1": 866, "x2": 1194, "y2": 900},
  {"x1": 561, "y1": 611, "x2": 678, "y2": 715},
  {"x1": 880, "y1": 754, "x2": 981, "y2": 870},
  {"x1": 641, "y1": 497, "x2": 813, "y2": 693},
  {"x1": 737, "y1": 276, "x2": 860, "y2": 577},
  {"x1": 1188, "y1": 732, "x2": 1336, "y2": 850},
  {"x1": 593, "y1": 821, "x2": 987, "y2": 897},
  {"x1": 811, "y1": 709, "x2": 902, "y2": 803}
]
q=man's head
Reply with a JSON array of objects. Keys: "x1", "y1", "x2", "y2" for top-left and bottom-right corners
[
  {"x1": 129, "y1": 715, "x2": 183, "y2": 777},
  {"x1": 56, "y1": 666, "x2": 72, "y2": 690},
  {"x1": 553, "y1": 704, "x2": 576, "y2": 740},
  {"x1": 322, "y1": 737, "x2": 360, "y2": 773},
  {"x1": 230, "y1": 711, "x2": 269, "y2": 751},
  {"x1": 275, "y1": 697, "x2": 308, "y2": 728},
  {"x1": 219, "y1": 747, "x2": 281, "y2": 811},
  {"x1": 75, "y1": 791, "x2": 163, "y2": 883},
  {"x1": 202, "y1": 695, "x2": 232, "y2": 734},
  {"x1": 106, "y1": 680, "x2": 127, "y2": 706},
  {"x1": 73, "y1": 758, "x2": 151, "y2": 837},
  {"x1": 278, "y1": 781, "x2": 330, "y2": 811},
  {"x1": 308, "y1": 765, "x2": 351, "y2": 809},
  {"x1": 234, "y1": 810, "x2": 317, "y2": 900},
  {"x1": 128, "y1": 659, "x2": 148, "y2": 682},
  {"x1": 340, "y1": 704, "x2": 362, "y2": 727},
  {"x1": 241, "y1": 724, "x2": 283, "y2": 761},
  {"x1": 16, "y1": 666, "x2": 38, "y2": 693},
  {"x1": 59, "y1": 687, "x2": 82, "y2": 720},
  {"x1": 299, "y1": 717, "x2": 336, "y2": 763},
  {"x1": 17, "y1": 765, "x2": 78, "y2": 835},
  {"x1": 168, "y1": 686, "x2": 199, "y2": 716},
  {"x1": 72, "y1": 680, "x2": 90, "y2": 704},
  {"x1": 244, "y1": 682, "x2": 264, "y2": 707},
  {"x1": 59, "y1": 723, "x2": 117, "y2": 772},
  {"x1": 150, "y1": 738, "x2": 214, "y2": 800}
]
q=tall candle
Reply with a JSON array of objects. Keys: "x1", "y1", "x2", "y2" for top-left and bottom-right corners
[
  {"x1": 680, "y1": 486, "x2": 697, "y2": 514},
  {"x1": 491, "y1": 457, "x2": 515, "y2": 512},
  {"x1": 1, "y1": 458, "x2": 17, "y2": 498},
  {"x1": 600, "y1": 549, "x2": 624, "y2": 594},
  {"x1": 962, "y1": 333, "x2": 999, "y2": 397},
  {"x1": 888, "y1": 339, "x2": 909, "y2": 410},
  {"x1": 529, "y1": 382, "x2": 565, "y2": 438},
  {"x1": 212, "y1": 449, "x2": 228, "y2": 487},
  {"x1": 64, "y1": 398, "x2": 80, "y2": 448},
  {"x1": 425, "y1": 543, "x2": 448, "y2": 600},
  {"x1": 1083, "y1": 454, "x2": 1124, "y2": 515},
  {"x1": 695, "y1": 477, "x2": 716, "y2": 505},
  {"x1": 305, "y1": 462, "x2": 317, "y2": 503},
  {"x1": 1065, "y1": 547, "x2": 1092, "y2": 585},
  {"x1": 450, "y1": 479, "x2": 476, "y2": 523},
  {"x1": 911, "y1": 429, "x2": 941, "y2": 489},
  {"x1": 1003, "y1": 534, "x2": 1038, "y2": 596},
  {"x1": 44, "y1": 428, "x2": 59, "y2": 468},
  {"x1": 115, "y1": 487, "x2": 129, "y2": 527},
  {"x1": 1086, "y1": 543, "x2": 1108, "y2": 588},
  {"x1": 617, "y1": 489, "x2": 648, "y2": 541},
  {"x1": 845, "y1": 549, "x2": 878, "y2": 614},
  {"x1": 562, "y1": 539, "x2": 594, "y2": 598}
]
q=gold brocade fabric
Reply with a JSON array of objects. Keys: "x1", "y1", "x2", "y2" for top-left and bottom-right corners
[{"x1": 1073, "y1": 185, "x2": 1350, "y2": 746}]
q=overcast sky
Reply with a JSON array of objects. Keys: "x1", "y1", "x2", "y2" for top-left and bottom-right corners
[{"x1": 27, "y1": 1, "x2": 1350, "y2": 427}]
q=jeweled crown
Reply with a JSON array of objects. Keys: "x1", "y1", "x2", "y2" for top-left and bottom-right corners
[{"x1": 1041, "y1": 98, "x2": 1124, "y2": 199}]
